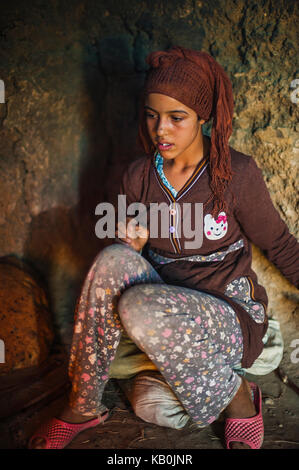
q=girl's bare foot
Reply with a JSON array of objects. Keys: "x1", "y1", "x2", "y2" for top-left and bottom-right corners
[
  {"x1": 29, "y1": 405, "x2": 99, "y2": 449},
  {"x1": 224, "y1": 377, "x2": 256, "y2": 449}
]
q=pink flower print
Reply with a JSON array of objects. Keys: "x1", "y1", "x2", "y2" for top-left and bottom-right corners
[
  {"x1": 81, "y1": 373, "x2": 91, "y2": 382},
  {"x1": 85, "y1": 336, "x2": 93, "y2": 344},
  {"x1": 88, "y1": 308, "x2": 94, "y2": 317},
  {"x1": 252, "y1": 305, "x2": 260, "y2": 310},
  {"x1": 169, "y1": 342, "x2": 175, "y2": 347},
  {"x1": 231, "y1": 334, "x2": 236, "y2": 344},
  {"x1": 178, "y1": 293, "x2": 187, "y2": 302},
  {"x1": 170, "y1": 374, "x2": 176, "y2": 380},
  {"x1": 101, "y1": 375, "x2": 108, "y2": 380},
  {"x1": 78, "y1": 397, "x2": 86, "y2": 404},
  {"x1": 98, "y1": 327, "x2": 105, "y2": 336},
  {"x1": 201, "y1": 351, "x2": 207, "y2": 359},
  {"x1": 162, "y1": 328, "x2": 172, "y2": 338},
  {"x1": 123, "y1": 273, "x2": 129, "y2": 283},
  {"x1": 195, "y1": 316, "x2": 201, "y2": 325},
  {"x1": 88, "y1": 353, "x2": 96, "y2": 364},
  {"x1": 163, "y1": 362, "x2": 169, "y2": 367},
  {"x1": 78, "y1": 311, "x2": 85, "y2": 320},
  {"x1": 185, "y1": 377, "x2": 194, "y2": 384}
]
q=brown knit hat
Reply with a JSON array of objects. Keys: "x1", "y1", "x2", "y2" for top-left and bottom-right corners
[{"x1": 138, "y1": 45, "x2": 235, "y2": 217}]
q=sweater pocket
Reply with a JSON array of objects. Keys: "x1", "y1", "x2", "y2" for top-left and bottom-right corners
[{"x1": 224, "y1": 276, "x2": 265, "y2": 324}]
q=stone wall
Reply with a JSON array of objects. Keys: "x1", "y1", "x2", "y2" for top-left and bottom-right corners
[{"x1": 0, "y1": 1, "x2": 298, "y2": 370}]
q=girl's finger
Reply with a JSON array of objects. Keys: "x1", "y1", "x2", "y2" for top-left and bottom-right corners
[{"x1": 136, "y1": 226, "x2": 148, "y2": 239}]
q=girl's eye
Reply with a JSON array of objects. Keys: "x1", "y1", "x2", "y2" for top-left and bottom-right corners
[
  {"x1": 145, "y1": 112, "x2": 157, "y2": 119},
  {"x1": 171, "y1": 116, "x2": 183, "y2": 122}
]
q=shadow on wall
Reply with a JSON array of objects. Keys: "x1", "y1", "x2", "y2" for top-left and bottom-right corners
[{"x1": 21, "y1": 35, "x2": 154, "y2": 349}]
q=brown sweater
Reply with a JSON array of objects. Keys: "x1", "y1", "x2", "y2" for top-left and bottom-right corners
[{"x1": 116, "y1": 145, "x2": 299, "y2": 368}]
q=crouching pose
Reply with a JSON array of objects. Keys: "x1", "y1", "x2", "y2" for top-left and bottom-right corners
[{"x1": 29, "y1": 46, "x2": 299, "y2": 449}]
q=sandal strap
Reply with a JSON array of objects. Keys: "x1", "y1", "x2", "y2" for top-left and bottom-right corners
[
  {"x1": 225, "y1": 383, "x2": 264, "y2": 449},
  {"x1": 225, "y1": 413, "x2": 264, "y2": 449},
  {"x1": 29, "y1": 410, "x2": 109, "y2": 449}
]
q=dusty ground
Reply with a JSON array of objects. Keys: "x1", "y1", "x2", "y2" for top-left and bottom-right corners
[{"x1": 0, "y1": 343, "x2": 298, "y2": 451}]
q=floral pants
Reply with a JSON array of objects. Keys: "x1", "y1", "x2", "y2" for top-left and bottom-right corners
[{"x1": 68, "y1": 242, "x2": 245, "y2": 427}]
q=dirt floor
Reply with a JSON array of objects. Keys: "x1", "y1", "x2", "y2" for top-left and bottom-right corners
[{"x1": 0, "y1": 343, "x2": 298, "y2": 451}]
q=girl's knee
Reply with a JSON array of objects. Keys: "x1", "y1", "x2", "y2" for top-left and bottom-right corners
[
  {"x1": 94, "y1": 243, "x2": 132, "y2": 263},
  {"x1": 118, "y1": 286, "x2": 157, "y2": 346},
  {"x1": 119, "y1": 284, "x2": 166, "y2": 336},
  {"x1": 91, "y1": 243, "x2": 139, "y2": 273},
  {"x1": 118, "y1": 285, "x2": 145, "y2": 322}
]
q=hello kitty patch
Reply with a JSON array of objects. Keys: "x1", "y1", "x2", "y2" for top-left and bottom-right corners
[{"x1": 204, "y1": 212, "x2": 228, "y2": 240}]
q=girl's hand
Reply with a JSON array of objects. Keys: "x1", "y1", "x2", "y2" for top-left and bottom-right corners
[{"x1": 116, "y1": 217, "x2": 149, "y2": 252}]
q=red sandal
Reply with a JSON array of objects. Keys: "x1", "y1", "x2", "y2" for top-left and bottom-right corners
[
  {"x1": 225, "y1": 382, "x2": 264, "y2": 449},
  {"x1": 28, "y1": 409, "x2": 109, "y2": 449}
]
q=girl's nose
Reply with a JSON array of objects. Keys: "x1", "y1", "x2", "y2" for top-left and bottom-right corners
[{"x1": 156, "y1": 118, "x2": 168, "y2": 136}]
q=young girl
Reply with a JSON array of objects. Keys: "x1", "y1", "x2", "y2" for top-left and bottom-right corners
[{"x1": 29, "y1": 46, "x2": 299, "y2": 450}]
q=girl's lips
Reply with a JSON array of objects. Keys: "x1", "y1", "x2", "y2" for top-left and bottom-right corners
[{"x1": 157, "y1": 142, "x2": 174, "y2": 151}]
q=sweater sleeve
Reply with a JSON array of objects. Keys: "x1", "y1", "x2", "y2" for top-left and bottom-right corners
[{"x1": 234, "y1": 157, "x2": 299, "y2": 288}]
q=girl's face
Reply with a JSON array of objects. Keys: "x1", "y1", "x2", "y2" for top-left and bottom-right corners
[{"x1": 144, "y1": 93, "x2": 205, "y2": 162}]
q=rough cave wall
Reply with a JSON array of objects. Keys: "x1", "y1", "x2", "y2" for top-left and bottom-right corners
[{"x1": 0, "y1": 0, "x2": 298, "y2": 371}]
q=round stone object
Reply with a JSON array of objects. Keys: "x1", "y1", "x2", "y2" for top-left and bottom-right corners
[{"x1": 0, "y1": 256, "x2": 54, "y2": 375}]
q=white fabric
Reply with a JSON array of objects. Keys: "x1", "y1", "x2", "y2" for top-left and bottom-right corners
[
  {"x1": 118, "y1": 371, "x2": 190, "y2": 429},
  {"x1": 244, "y1": 319, "x2": 284, "y2": 375}
]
